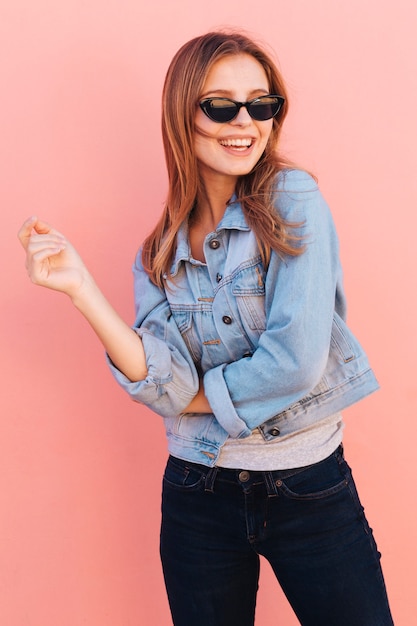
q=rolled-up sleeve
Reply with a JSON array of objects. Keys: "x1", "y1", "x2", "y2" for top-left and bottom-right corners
[
  {"x1": 107, "y1": 254, "x2": 199, "y2": 417},
  {"x1": 203, "y1": 171, "x2": 343, "y2": 437}
]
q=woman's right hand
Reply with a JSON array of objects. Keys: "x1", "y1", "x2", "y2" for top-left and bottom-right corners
[
  {"x1": 18, "y1": 216, "x2": 90, "y2": 299},
  {"x1": 18, "y1": 216, "x2": 148, "y2": 381}
]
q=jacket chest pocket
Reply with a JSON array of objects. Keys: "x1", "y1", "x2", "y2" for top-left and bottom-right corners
[
  {"x1": 170, "y1": 309, "x2": 203, "y2": 364},
  {"x1": 231, "y1": 263, "x2": 266, "y2": 332}
]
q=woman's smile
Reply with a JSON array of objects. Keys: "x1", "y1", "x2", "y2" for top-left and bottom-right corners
[{"x1": 218, "y1": 137, "x2": 254, "y2": 150}]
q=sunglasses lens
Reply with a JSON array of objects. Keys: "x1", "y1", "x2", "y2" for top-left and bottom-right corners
[
  {"x1": 248, "y1": 96, "x2": 283, "y2": 121},
  {"x1": 200, "y1": 99, "x2": 237, "y2": 122}
]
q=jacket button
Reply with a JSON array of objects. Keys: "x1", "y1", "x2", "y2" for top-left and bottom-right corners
[
  {"x1": 238, "y1": 470, "x2": 250, "y2": 482},
  {"x1": 222, "y1": 315, "x2": 232, "y2": 324},
  {"x1": 243, "y1": 352, "x2": 252, "y2": 358},
  {"x1": 216, "y1": 273, "x2": 222, "y2": 282},
  {"x1": 270, "y1": 428, "x2": 280, "y2": 437},
  {"x1": 209, "y1": 239, "x2": 220, "y2": 249}
]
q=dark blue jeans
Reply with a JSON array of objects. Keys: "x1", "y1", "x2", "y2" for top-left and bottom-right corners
[{"x1": 160, "y1": 446, "x2": 393, "y2": 626}]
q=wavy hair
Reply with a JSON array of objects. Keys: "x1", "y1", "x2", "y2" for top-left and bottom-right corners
[{"x1": 142, "y1": 30, "x2": 305, "y2": 287}]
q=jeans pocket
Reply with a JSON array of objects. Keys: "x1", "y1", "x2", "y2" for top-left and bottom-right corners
[
  {"x1": 276, "y1": 452, "x2": 349, "y2": 501},
  {"x1": 163, "y1": 456, "x2": 206, "y2": 491}
]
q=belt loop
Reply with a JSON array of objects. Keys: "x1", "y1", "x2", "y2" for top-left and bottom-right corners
[
  {"x1": 336, "y1": 443, "x2": 344, "y2": 465},
  {"x1": 204, "y1": 466, "x2": 219, "y2": 493}
]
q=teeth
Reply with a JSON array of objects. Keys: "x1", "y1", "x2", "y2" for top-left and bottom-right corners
[{"x1": 219, "y1": 138, "x2": 252, "y2": 147}]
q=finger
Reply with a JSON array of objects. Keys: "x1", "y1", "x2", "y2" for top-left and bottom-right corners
[
  {"x1": 31, "y1": 246, "x2": 66, "y2": 265},
  {"x1": 17, "y1": 216, "x2": 38, "y2": 249},
  {"x1": 28, "y1": 233, "x2": 66, "y2": 250},
  {"x1": 19, "y1": 217, "x2": 67, "y2": 254},
  {"x1": 26, "y1": 243, "x2": 66, "y2": 270},
  {"x1": 18, "y1": 216, "x2": 65, "y2": 242},
  {"x1": 27, "y1": 247, "x2": 66, "y2": 282},
  {"x1": 32, "y1": 218, "x2": 63, "y2": 237}
]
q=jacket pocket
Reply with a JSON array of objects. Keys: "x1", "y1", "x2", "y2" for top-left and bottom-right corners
[
  {"x1": 170, "y1": 309, "x2": 202, "y2": 364},
  {"x1": 330, "y1": 314, "x2": 356, "y2": 363},
  {"x1": 232, "y1": 263, "x2": 266, "y2": 332}
]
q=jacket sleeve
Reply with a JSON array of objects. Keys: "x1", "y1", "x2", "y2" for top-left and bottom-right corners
[
  {"x1": 203, "y1": 170, "x2": 344, "y2": 437},
  {"x1": 106, "y1": 253, "x2": 199, "y2": 417}
]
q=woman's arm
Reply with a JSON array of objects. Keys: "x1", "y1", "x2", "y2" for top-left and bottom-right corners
[
  {"x1": 202, "y1": 172, "x2": 342, "y2": 437},
  {"x1": 182, "y1": 381, "x2": 212, "y2": 413},
  {"x1": 18, "y1": 216, "x2": 147, "y2": 382}
]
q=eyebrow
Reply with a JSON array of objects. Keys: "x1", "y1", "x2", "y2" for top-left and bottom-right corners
[{"x1": 199, "y1": 88, "x2": 270, "y2": 99}]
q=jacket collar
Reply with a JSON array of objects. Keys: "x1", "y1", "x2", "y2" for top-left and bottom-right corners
[{"x1": 169, "y1": 199, "x2": 249, "y2": 276}]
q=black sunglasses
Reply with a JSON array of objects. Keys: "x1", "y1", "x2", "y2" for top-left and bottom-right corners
[{"x1": 199, "y1": 94, "x2": 285, "y2": 123}]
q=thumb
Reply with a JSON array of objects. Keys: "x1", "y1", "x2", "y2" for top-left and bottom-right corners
[
  {"x1": 32, "y1": 217, "x2": 58, "y2": 235},
  {"x1": 18, "y1": 216, "x2": 63, "y2": 250}
]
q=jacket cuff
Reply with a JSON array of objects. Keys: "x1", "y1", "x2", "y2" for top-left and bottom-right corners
[
  {"x1": 203, "y1": 365, "x2": 252, "y2": 438},
  {"x1": 106, "y1": 328, "x2": 198, "y2": 417}
]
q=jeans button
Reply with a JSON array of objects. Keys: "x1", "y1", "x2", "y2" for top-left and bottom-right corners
[
  {"x1": 270, "y1": 428, "x2": 280, "y2": 436},
  {"x1": 275, "y1": 479, "x2": 283, "y2": 487},
  {"x1": 238, "y1": 470, "x2": 250, "y2": 482}
]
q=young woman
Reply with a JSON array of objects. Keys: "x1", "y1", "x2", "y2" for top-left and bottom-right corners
[{"x1": 19, "y1": 31, "x2": 393, "y2": 626}]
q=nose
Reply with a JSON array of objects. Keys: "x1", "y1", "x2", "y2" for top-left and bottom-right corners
[{"x1": 230, "y1": 104, "x2": 252, "y2": 125}]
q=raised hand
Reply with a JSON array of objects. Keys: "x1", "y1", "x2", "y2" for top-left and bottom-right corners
[
  {"x1": 17, "y1": 216, "x2": 147, "y2": 381},
  {"x1": 18, "y1": 216, "x2": 89, "y2": 298}
]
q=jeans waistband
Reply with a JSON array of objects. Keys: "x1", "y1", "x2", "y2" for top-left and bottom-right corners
[{"x1": 168, "y1": 445, "x2": 344, "y2": 496}]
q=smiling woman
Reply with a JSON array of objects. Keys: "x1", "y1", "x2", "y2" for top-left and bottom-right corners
[
  {"x1": 18, "y1": 30, "x2": 394, "y2": 626},
  {"x1": 191, "y1": 54, "x2": 279, "y2": 262}
]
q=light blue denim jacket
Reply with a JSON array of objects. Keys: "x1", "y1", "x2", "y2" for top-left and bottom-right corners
[{"x1": 108, "y1": 169, "x2": 379, "y2": 466}]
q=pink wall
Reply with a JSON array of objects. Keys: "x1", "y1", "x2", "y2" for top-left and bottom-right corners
[{"x1": 1, "y1": 1, "x2": 416, "y2": 623}]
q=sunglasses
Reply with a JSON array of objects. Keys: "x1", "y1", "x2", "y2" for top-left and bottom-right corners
[{"x1": 199, "y1": 94, "x2": 285, "y2": 123}]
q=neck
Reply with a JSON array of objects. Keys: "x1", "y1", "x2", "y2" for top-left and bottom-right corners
[{"x1": 194, "y1": 177, "x2": 237, "y2": 230}]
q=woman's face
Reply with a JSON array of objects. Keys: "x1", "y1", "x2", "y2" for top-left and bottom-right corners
[{"x1": 194, "y1": 53, "x2": 274, "y2": 189}]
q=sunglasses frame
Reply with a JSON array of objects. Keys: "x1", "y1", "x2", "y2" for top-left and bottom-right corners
[{"x1": 199, "y1": 94, "x2": 285, "y2": 123}]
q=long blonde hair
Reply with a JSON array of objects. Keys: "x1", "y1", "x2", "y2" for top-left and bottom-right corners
[{"x1": 142, "y1": 31, "x2": 304, "y2": 287}]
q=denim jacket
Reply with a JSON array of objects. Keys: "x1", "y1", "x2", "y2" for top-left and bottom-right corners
[{"x1": 108, "y1": 169, "x2": 379, "y2": 466}]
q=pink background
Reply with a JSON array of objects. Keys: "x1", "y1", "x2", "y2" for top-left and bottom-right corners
[{"x1": 1, "y1": 1, "x2": 416, "y2": 624}]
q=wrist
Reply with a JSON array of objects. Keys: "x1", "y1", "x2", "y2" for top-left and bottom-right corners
[{"x1": 69, "y1": 271, "x2": 100, "y2": 311}]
